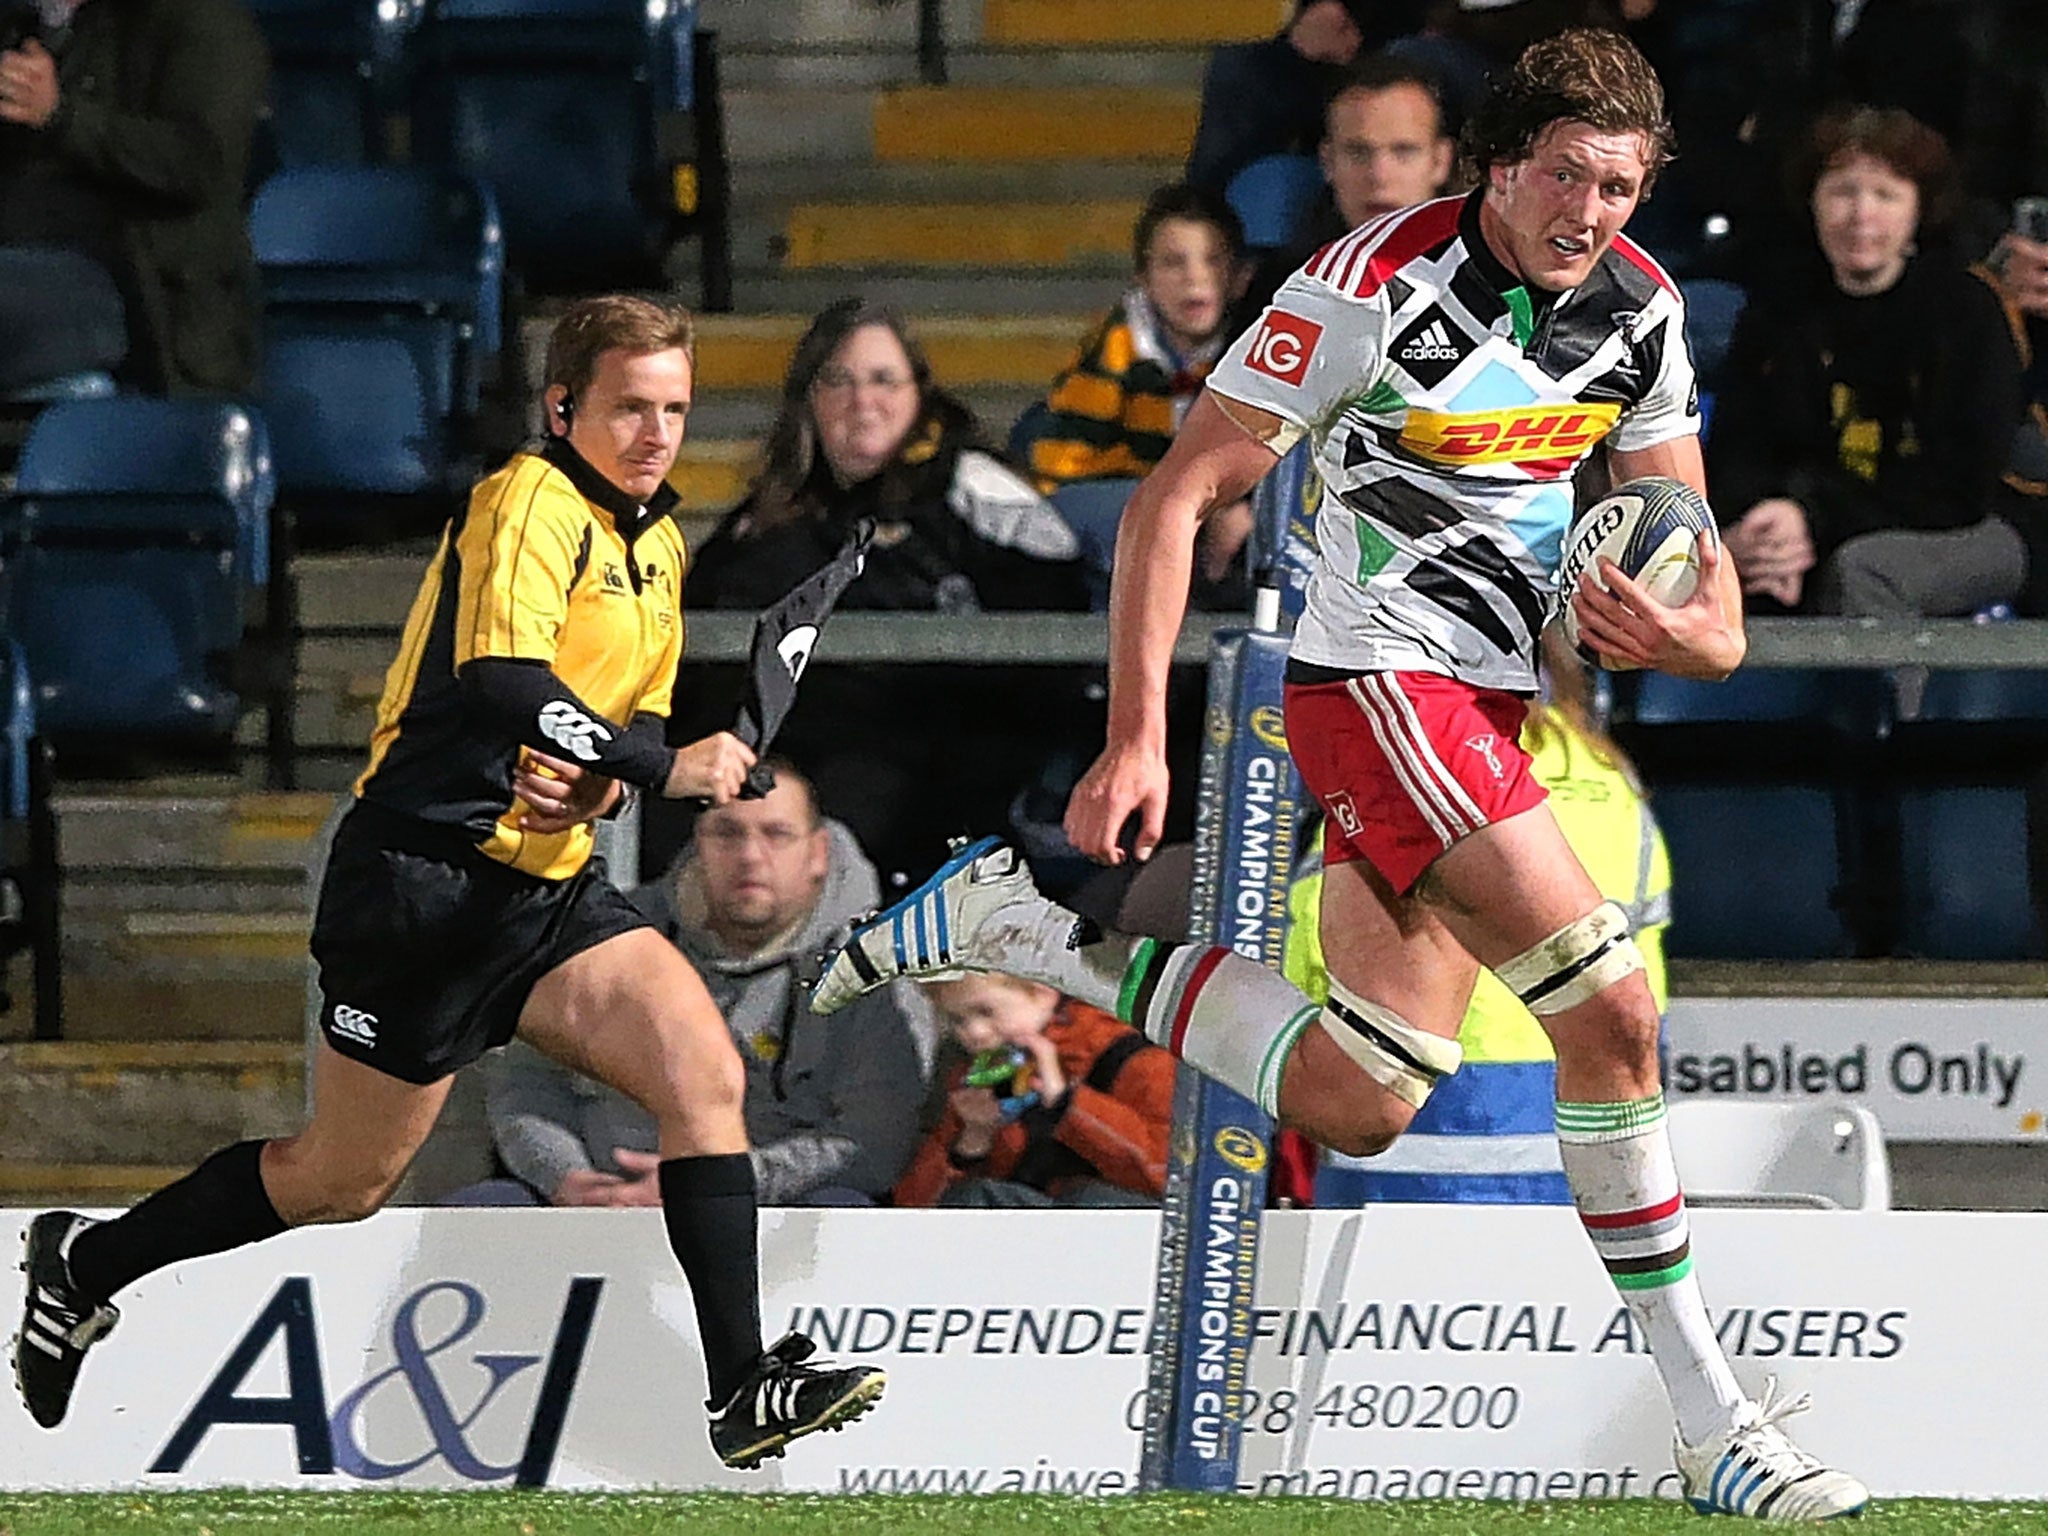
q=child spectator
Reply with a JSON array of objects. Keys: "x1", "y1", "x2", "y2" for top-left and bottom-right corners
[
  {"x1": 1024, "y1": 185, "x2": 1251, "y2": 606},
  {"x1": 894, "y1": 973, "x2": 1173, "y2": 1209},
  {"x1": 1029, "y1": 185, "x2": 1246, "y2": 492}
]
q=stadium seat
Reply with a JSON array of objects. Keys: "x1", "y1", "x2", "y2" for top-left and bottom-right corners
[
  {"x1": 244, "y1": 0, "x2": 417, "y2": 167},
  {"x1": 1894, "y1": 787, "x2": 2044, "y2": 960},
  {"x1": 1652, "y1": 785, "x2": 1852, "y2": 959},
  {"x1": 1667, "y1": 1102, "x2": 1891, "y2": 1211},
  {"x1": 251, "y1": 164, "x2": 505, "y2": 414},
  {"x1": 1224, "y1": 155, "x2": 1324, "y2": 251},
  {"x1": 1, "y1": 401, "x2": 274, "y2": 741},
  {"x1": 1677, "y1": 277, "x2": 1745, "y2": 392},
  {"x1": 408, "y1": 0, "x2": 695, "y2": 292},
  {"x1": 264, "y1": 328, "x2": 444, "y2": 500}
]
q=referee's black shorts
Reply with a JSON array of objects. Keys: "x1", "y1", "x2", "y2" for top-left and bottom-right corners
[{"x1": 309, "y1": 800, "x2": 652, "y2": 1084}]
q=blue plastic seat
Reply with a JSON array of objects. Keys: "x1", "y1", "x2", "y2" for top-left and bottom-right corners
[
  {"x1": 1224, "y1": 154, "x2": 1324, "y2": 251},
  {"x1": 1678, "y1": 277, "x2": 1745, "y2": 392},
  {"x1": 1895, "y1": 788, "x2": 2043, "y2": 959},
  {"x1": 1628, "y1": 667, "x2": 1888, "y2": 729},
  {"x1": 264, "y1": 329, "x2": 441, "y2": 497},
  {"x1": 1654, "y1": 785, "x2": 1852, "y2": 959},
  {"x1": 251, "y1": 165, "x2": 504, "y2": 413},
  {"x1": 2, "y1": 401, "x2": 274, "y2": 740},
  {"x1": 1909, "y1": 669, "x2": 2048, "y2": 725},
  {"x1": 409, "y1": 0, "x2": 694, "y2": 291},
  {"x1": 244, "y1": 0, "x2": 416, "y2": 166}
]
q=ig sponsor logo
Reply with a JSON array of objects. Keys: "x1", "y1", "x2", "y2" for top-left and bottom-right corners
[{"x1": 1246, "y1": 311, "x2": 1323, "y2": 386}]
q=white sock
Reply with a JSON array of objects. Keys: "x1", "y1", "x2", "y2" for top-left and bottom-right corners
[
  {"x1": 1555, "y1": 1094, "x2": 1745, "y2": 1446},
  {"x1": 1111, "y1": 938, "x2": 1319, "y2": 1117}
]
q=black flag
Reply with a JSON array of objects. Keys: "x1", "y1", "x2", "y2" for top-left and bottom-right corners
[{"x1": 730, "y1": 518, "x2": 873, "y2": 798}]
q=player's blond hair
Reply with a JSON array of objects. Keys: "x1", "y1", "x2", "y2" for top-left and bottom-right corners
[{"x1": 544, "y1": 293, "x2": 697, "y2": 399}]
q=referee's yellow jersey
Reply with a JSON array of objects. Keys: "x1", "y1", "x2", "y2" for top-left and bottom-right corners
[{"x1": 356, "y1": 437, "x2": 688, "y2": 880}]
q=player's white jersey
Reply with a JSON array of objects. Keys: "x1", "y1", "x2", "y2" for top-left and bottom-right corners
[{"x1": 1209, "y1": 191, "x2": 1698, "y2": 693}]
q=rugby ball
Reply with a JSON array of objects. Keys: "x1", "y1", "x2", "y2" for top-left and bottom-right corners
[{"x1": 1555, "y1": 476, "x2": 1718, "y2": 670}]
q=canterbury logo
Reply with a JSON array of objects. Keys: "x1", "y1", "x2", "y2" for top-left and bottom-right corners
[
  {"x1": 1399, "y1": 320, "x2": 1460, "y2": 362},
  {"x1": 538, "y1": 700, "x2": 613, "y2": 763},
  {"x1": 330, "y1": 1004, "x2": 379, "y2": 1046}
]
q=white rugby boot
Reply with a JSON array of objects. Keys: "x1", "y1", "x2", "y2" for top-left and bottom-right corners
[
  {"x1": 811, "y1": 837, "x2": 1059, "y2": 1014},
  {"x1": 1675, "y1": 1379, "x2": 1869, "y2": 1521}
]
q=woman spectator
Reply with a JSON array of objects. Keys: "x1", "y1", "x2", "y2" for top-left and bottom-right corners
[
  {"x1": 1710, "y1": 107, "x2": 2028, "y2": 618},
  {"x1": 690, "y1": 298, "x2": 1083, "y2": 613},
  {"x1": 684, "y1": 300, "x2": 1089, "y2": 879}
]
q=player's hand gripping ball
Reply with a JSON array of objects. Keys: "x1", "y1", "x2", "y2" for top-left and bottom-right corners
[
  {"x1": 965, "y1": 1047, "x2": 1041, "y2": 1119},
  {"x1": 1556, "y1": 476, "x2": 1719, "y2": 670}
]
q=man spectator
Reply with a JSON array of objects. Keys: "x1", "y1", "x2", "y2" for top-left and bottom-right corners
[
  {"x1": 477, "y1": 761, "x2": 931, "y2": 1207},
  {"x1": 1239, "y1": 55, "x2": 1458, "y2": 321},
  {"x1": 1186, "y1": 0, "x2": 1426, "y2": 197},
  {"x1": 0, "y1": 0, "x2": 268, "y2": 397}
]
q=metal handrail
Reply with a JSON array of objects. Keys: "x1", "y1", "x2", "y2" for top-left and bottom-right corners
[
  {"x1": 916, "y1": 0, "x2": 947, "y2": 84},
  {"x1": 673, "y1": 613, "x2": 2048, "y2": 669}
]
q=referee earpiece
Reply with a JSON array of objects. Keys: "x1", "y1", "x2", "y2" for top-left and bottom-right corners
[{"x1": 548, "y1": 390, "x2": 575, "y2": 436}]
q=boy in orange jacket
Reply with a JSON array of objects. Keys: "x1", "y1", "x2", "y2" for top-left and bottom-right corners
[{"x1": 895, "y1": 974, "x2": 1173, "y2": 1208}]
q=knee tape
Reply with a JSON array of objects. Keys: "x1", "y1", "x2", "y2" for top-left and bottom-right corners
[
  {"x1": 1318, "y1": 979, "x2": 1463, "y2": 1109},
  {"x1": 1492, "y1": 901, "x2": 1644, "y2": 1015}
]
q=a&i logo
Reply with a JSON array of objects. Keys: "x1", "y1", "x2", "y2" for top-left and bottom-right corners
[{"x1": 152, "y1": 1275, "x2": 604, "y2": 1487}]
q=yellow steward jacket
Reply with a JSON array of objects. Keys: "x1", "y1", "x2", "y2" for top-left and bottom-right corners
[{"x1": 356, "y1": 437, "x2": 688, "y2": 881}]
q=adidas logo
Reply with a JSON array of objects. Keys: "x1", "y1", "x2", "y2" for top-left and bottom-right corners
[{"x1": 1400, "y1": 320, "x2": 1461, "y2": 363}]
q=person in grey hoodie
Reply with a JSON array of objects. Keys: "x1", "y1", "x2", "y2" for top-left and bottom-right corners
[{"x1": 480, "y1": 761, "x2": 932, "y2": 1207}]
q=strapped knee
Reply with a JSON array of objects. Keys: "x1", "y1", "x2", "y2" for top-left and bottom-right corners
[
  {"x1": 1493, "y1": 901, "x2": 1644, "y2": 1015},
  {"x1": 1319, "y1": 979, "x2": 1463, "y2": 1109}
]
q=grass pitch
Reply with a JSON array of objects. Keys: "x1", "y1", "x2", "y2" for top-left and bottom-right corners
[{"x1": 1, "y1": 1494, "x2": 2045, "y2": 1536}]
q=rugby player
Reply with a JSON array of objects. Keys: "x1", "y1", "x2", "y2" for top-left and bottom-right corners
[
  {"x1": 817, "y1": 31, "x2": 1866, "y2": 1520},
  {"x1": 15, "y1": 295, "x2": 883, "y2": 1470}
]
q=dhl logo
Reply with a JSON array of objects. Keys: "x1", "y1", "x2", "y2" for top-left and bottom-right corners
[{"x1": 1398, "y1": 403, "x2": 1622, "y2": 470}]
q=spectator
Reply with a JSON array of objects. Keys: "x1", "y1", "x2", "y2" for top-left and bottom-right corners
[
  {"x1": 689, "y1": 298, "x2": 1082, "y2": 615},
  {"x1": 1024, "y1": 186, "x2": 1252, "y2": 607},
  {"x1": 0, "y1": 0, "x2": 268, "y2": 397},
  {"x1": 1710, "y1": 107, "x2": 2027, "y2": 618},
  {"x1": 1384, "y1": 0, "x2": 1626, "y2": 126},
  {"x1": 895, "y1": 973, "x2": 1173, "y2": 1209},
  {"x1": 1185, "y1": 0, "x2": 1392, "y2": 197},
  {"x1": 1030, "y1": 186, "x2": 1244, "y2": 493},
  {"x1": 1985, "y1": 203, "x2": 2048, "y2": 613},
  {"x1": 1237, "y1": 54, "x2": 1458, "y2": 323},
  {"x1": 684, "y1": 300, "x2": 1089, "y2": 877},
  {"x1": 471, "y1": 762, "x2": 931, "y2": 1207}
]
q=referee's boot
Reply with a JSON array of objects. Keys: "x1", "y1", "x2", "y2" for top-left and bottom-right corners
[
  {"x1": 1674, "y1": 1379, "x2": 1869, "y2": 1521},
  {"x1": 812, "y1": 836, "x2": 1049, "y2": 1014},
  {"x1": 12, "y1": 1211, "x2": 119, "y2": 1429},
  {"x1": 709, "y1": 1331, "x2": 885, "y2": 1468}
]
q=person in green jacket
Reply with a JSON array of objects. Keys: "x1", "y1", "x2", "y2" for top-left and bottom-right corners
[{"x1": 0, "y1": 0, "x2": 268, "y2": 396}]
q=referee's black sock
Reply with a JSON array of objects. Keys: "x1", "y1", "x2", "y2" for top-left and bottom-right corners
[
  {"x1": 65, "y1": 1139, "x2": 289, "y2": 1307},
  {"x1": 658, "y1": 1152, "x2": 764, "y2": 1409}
]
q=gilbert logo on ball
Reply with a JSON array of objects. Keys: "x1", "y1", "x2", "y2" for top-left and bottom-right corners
[{"x1": 1556, "y1": 476, "x2": 1718, "y2": 669}]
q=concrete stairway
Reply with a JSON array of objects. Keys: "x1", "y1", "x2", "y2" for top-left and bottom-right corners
[{"x1": 662, "y1": 0, "x2": 1281, "y2": 518}]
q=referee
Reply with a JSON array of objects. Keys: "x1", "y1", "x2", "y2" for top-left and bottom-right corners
[{"x1": 13, "y1": 295, "x2": 885, "y2": 1468}]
